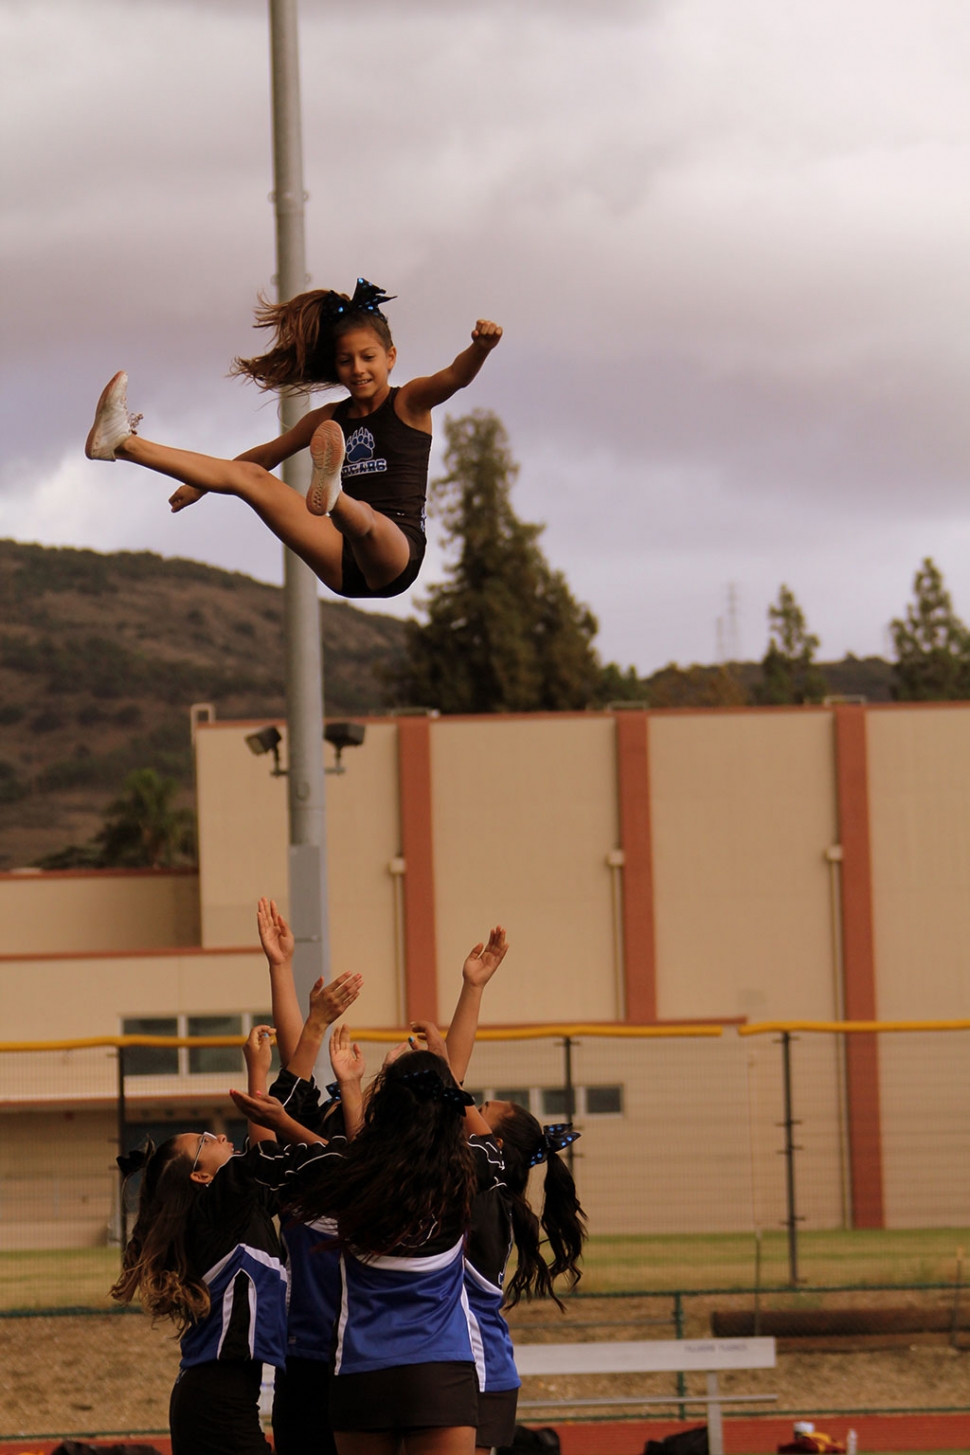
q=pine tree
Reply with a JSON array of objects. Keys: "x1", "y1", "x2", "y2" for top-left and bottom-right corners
[
  {"x1": 890, "y1": 557, "x2": 970, "y2": 700},
  {"x1": 755, "y1": 585, "x2": 827, "y2": 705},
  {"x1": 393, "y1": 412, "x2": 601, "y2": 712}
]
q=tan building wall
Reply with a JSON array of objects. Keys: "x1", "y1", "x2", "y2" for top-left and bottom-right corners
[
  {"x1": 194, "y1": 720, "x2": 403, "y2": 1027},
  {"x1": 195, "y1": 722, "x2": 289, "y2": 948},
  {"x1": 0, "y1": 869, "x2": 199, "y2": 955},
  {"x1": 0, "y1": 947, "x2": 266, "y2": 1048},
  {"x1": 3, "y1": 705, "x2": 970, "y2": 1251},
  {"x1": 866, "y1": 706, "x2": 970, "y2": 1021},
  {"x1": 431, "y1": 717, "x2": 620, "y2": 1025},
  {"x1": 649, "y1": 710, "x2": 838, "y2": 1023}
]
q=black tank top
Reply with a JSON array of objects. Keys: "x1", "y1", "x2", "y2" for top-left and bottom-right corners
[{"x1": 332, "y1": 387, "x2": 431, "y2": 536}]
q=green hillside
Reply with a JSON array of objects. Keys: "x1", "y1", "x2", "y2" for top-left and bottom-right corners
[{"x1": 0, "y1": 540, "x2": 406, "y2": 869}]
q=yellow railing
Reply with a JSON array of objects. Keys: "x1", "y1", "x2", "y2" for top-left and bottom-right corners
[
  {"x1": 740, "y1": 1019, "x2": 970, "y2": 1035},
  {"x1": 0, "y1": 1023, "x2": 725, "y2": 1054}
]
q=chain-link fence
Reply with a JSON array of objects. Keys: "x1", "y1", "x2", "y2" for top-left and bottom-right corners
[{"x1": 1, "y1": 1022, "x2": 968, "y2": 1312}]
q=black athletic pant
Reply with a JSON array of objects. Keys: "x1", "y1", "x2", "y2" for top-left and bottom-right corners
[
  {"x1": 169, "y1": 1359, "x2": 271, "y2": 1455},
  {"x1": 272, "y1": 1355, "x2": 337, "y2": 1455}
]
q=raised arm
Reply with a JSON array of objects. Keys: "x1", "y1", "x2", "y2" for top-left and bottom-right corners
[
  {"x1": 242, "y1": 1025, "x2": 279, "y2": 1145},
  {"x1": 397, "y1": 320, "x2": 503, "y2": 420},
  {"x1": 229, "y1": 1087, "x2": 328, "y2": 1146},
  {"x1": 445, "y1": 926, "x2": 508, "y2": 1084},
  {"x1": 329, "y1": 1023, "x2": 365, "y2": 1140},
  {"x1": 259, "y1": 897, "x2": 361, "y2": 1068},
  {"x1": 286, "y1": 971, "x2": 361, "y2": 1081},
  {"x1": 258, "y1": 898, "x2": 302, "y2": 1066}
]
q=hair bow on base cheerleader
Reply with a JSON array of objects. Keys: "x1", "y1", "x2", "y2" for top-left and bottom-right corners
[
  {"x1": 401, "y1": 1066, "x2": 475, "y2": 1111},
  {"x1": 530, "y1": 1123, "x2": 581, "y2": 1167},
  {"x1": 117, "y1": 1143, "x2": 154, "y2": 1178}
]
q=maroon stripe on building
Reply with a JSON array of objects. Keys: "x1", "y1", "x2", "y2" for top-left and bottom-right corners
[
  {"x1": 397, "y1": 716, "x2": 438, "y2": 1022},
  {"x1": 833, "y1": 704, "x2": 885, "y2": 1229},
  {"x1": 615, "y1": 711, "x2": 657, "y2": 1023}
]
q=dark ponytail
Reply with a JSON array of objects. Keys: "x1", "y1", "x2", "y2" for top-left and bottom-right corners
[{"x1": 494, "y1": 1104, "x2": 587, "y2": 1310}]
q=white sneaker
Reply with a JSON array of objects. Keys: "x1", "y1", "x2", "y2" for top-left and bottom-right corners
[
  {"x1": 307, "y1": 420, "x2": 345, "y2": 515},
  {"x1": 85, "y1": 371, "x2": 143, "y2": 460}
]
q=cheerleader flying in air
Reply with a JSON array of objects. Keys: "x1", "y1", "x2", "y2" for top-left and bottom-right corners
[{"x1": 84, "y1": 279, "x2": 503, "y2": 599}]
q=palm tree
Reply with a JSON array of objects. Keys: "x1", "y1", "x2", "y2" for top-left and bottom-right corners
[{"x1": 95, "y1": 767, "x2": 196, "y2": 868}]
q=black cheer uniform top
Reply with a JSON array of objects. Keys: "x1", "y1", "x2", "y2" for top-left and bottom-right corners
[{"x1": 332, "y1": 387, "x2": 431, "y2": 547}]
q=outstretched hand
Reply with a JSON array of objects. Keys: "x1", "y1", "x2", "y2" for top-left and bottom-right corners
[
  {"x1": 329, "y1": 1023, "x2": 365, "y2": 1084},
  {"x1": 462, "y1": 926, "x2": 508, "y2": 988},
  {"x1": 257, "y1": 897, "x2": 295, "y2": 968},
  {"x1": 410, "y1": 1019, "x2": 451, "y2": 1065},
  {"x1": 308, "y1": 971, "x2": 363, "y2": 1028},
  {"x1": 244, "y1": 1023, "x2": 276, "y2": 1079},
  {"x1": 472, "y1": 319, "x2": 502, "y2": 352},
  {"x1": 169, "y1": 484, "x2": 205, "y2": 512},
  {"x1": 229, "y1": 1088, "x2": 288, "y2": 1133}
]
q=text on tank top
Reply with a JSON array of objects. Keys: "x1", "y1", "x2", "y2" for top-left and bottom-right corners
[{"x1": 333, "y1": 387, "x2": 431, "y2": 532}]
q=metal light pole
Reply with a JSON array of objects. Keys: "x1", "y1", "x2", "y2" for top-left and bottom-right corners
[{"x1": 269, "y1": 0, "x2": 331, "y2": 1015}]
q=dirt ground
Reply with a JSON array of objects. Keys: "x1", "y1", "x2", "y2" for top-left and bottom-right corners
[{"x1": 1, "y1": 1301, "x2": 968, "y2": 1440}]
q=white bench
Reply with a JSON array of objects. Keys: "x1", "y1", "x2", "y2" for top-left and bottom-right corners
[{"x1": 514, "y1": 1337, "x2": 777, "y2": 1455}]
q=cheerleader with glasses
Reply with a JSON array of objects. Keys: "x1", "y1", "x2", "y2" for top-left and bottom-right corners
[
  {"x1": 111, "y1": 1011, "x2": 361, "y2": 1455},
  {"x1": 84, "y1": 279, "x2": 502, "y2": 600}
]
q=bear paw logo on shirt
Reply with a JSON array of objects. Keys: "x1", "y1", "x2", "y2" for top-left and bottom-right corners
[{"x1": 345, "y1": 427, "x2": 375, "y2": 463}]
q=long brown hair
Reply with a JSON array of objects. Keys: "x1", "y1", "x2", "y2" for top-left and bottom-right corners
[
  {"x1": 493, "y1": 1104, "x2": 587, "y2": 1309},
  {"x1": 110, "y1": 1138, "x2": 210, "y2": 1332},
  {"x1": 231, "y1": 290, "x2": 394, "y2": 392},
  {"x1": 292, "y1": 1050, "x2": 479, "y2": 1256}
]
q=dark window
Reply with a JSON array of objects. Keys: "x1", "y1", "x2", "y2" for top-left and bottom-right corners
[
  {"x1": 541, "y1": 1087, "x2": 571, "y2": 1118},
  {"x1": 188, "y1": 1015, "x2": 242, "y2": 1075},
  {"x1": 464, "y1": 1090, "x2": 484, "y2": 1107},
  {"x1": 122, "y1": 1018, "x2": 178, "y2": 1077},
  {"x1": 586, "y1": 1084, "x2": 623, "y2": 1116},
  {"x1": 495, "y1": 1088, "x2": 531, "y2": 1109}
]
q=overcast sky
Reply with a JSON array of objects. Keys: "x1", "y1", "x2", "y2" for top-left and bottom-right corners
[{"x1": 4, "y1": 0, "x2": 970, "y2": 672}]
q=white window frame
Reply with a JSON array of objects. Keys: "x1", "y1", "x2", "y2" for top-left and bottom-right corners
[
  {"x1": 121, "y1": 1011, "x2": 270, "y2": 1077},
  {"x1": 466, "y1": 1084, "x2": 625, "y2": 1120}
]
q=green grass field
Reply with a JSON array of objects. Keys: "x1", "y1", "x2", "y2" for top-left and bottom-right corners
[
  {"x1": 579, "y1": 1225, "x2": 970, "y2": 1293},
  {"x1": 2, "y1": 1226, "x2": 968, "y2": 1311}
]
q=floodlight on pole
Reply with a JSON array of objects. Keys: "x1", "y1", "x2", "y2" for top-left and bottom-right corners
[{"x1": 268, "y1": 0, "x2": 332, "y2": 1042}]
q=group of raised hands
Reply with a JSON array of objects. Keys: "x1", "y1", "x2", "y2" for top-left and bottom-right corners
[{"x1": 228, "y1": 896, "x2": 509, "y2": 1147}]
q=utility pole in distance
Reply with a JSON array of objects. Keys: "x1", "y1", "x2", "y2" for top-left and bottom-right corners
[{"x1": 268, "y1": 0, "x2": 331, "y2": 1020}]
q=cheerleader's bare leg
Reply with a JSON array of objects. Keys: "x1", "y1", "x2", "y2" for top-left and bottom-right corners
[{"x1": 113, "y1": 437, "x2": 409, "y2": 594}]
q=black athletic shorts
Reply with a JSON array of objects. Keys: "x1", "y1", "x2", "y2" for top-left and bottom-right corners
[
  {"x1": 272, "y1": 1355, "x2": 337, "y2": 1455},
  {"x1": 334, "y1": 517, "x2": 426, "y2": 600},
  {"x1": 476, "y1": 1387, "x2": 519, "y2": 1450},
  {"x1": 329, "y1": 1360, "x2": 478, "y2": 1432},
  {"x1": 169, "y1": 1359, "x2": 270, "y2": 1455}
]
